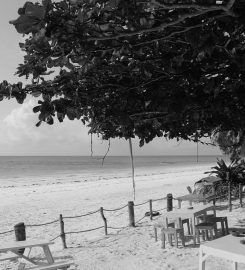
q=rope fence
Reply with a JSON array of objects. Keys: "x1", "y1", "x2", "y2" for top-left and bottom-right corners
[
  {"x1": 0, "y1": 229, "x2": 14, "y2": 235},
  {"x1": 1, "y1": 194, "x2": 168, "y2": 248},
  {"x1": 65, "y1": 226, "x2": 105, "y2": 235},
  {"x1": 3, "y1": 190, "x2": 241, "y2": 249},
  {"x1": 63, "y1": 209, "x2": 100, "y2": 219},
  {"x1": 50, "y1": 235, "x2": 60, "y2": 241},
  {"x1": 135, "y1": 215, "x2": 147, "y2": 224},
  {"x1": 0, "y1": 196, "x2": 189, "y2": 244},
  {"x1": 103, "y1": 204, "x2": 128, "y2": 212},
  {"x1": 26, "y1": 219, "x2": 59, "y2": 227},
  {"x1": 107, "y1": 225, "x2": 128, "y2": 230},
  {"x1": 152, "y1": 197, "x2": 167, "y2": 202},
  {"x1": 134, "y1": 201, "x2": 149, "y2": 207}
]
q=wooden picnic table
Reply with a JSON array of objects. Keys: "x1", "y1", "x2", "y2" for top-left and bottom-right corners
[
  {"x1": 0, "y1": 239, "x2": 73, "y2": 270},
  {"x1": 199, "y1": 234, "x2": 245, "y2": 270}
]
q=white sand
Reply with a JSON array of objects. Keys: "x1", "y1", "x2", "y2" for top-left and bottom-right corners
[{"x1": 1, "y1": 162, "x2": 245, "y2": 270}]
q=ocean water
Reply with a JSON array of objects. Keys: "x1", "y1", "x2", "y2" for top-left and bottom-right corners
[{"x1": 0, "y1": 155, "x2": 226, "y2": 187}]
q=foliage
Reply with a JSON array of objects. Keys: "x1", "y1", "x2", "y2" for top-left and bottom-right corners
[
  {"x1": 203, "y1": 158, "x2": 245, "y2": 198},
  {"x1": 1, "y1": 0, "x2": 245, "y2": 146},
  {"x1": 211, "y1": 130, "x2": 245, "y2": 160},
  {"x1": 206, "y1": 158, "x2": 245, "y2": 182}
]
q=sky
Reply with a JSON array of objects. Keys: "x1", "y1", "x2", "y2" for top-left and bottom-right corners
[{"x1": 0, "y1": 1, "x2": 222, "y2": 156}]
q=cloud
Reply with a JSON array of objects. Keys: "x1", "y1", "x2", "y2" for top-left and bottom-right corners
[
  {"x1": 0, "y1": 100, "x2": 221, "y2": 156},
  {"x1": 3, "y1": 100, "x2": 45, "y2": 142},
  {"x1": 0, "y1": 100, "x2": 94, "y2": 155}
]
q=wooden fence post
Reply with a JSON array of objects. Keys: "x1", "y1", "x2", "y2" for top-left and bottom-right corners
[
  {"x1": 239, "y1": 183, "x2": 243, "y2": 207},
  {"x1": 59, "y1": 214, "x2": 67, "y2": 249},
  {"x1": 14, "y1": 222, "x2": 26, "y2": 255},
  {"x1": 100, "y1": 207, "x2": 108, "y2": 235},
  {"x1": 167, "y1": 193, "x2": 173, "y2": 212},
  {"x1": 149, "y1": 199, "x2": 153, "y2": 220},
  {"x1": 128, "y1": 201, "x2": 135, "y2": 227}
]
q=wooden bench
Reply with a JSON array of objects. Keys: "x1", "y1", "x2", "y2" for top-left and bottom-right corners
[
  {"x1": 24, "y1": 261, "x2": 73, "y2": 270},
  {"x1": 0, "y1": 251, "x2": 19, "y2": 261}
]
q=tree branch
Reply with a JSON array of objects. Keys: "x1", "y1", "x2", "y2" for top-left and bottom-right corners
[
  {"x1": 138, "y1": 0, "x2": 227, "y2": 10},
  {"x1": 85, "y1": 6, "x2": 233, "y2": 42},
  {"x1": 130, "y1": 111, "x2": 168, "y2": 119},
  {"x1": 138, "y1": 0, "x2": 236, "y2": 10},
  {"x1": 151, "y1": 13, "x2": 233, "y2": 42}
]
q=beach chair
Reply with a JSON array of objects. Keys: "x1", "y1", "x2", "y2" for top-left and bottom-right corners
[
  {"x1": 195, "y1": 222, "x2": 217, "y2": 243},
  {"x1": 154, "y1": 218, "x2": 174, "y2": 242},
  {"x1": 203, "y1": 216, "x2": 229, "y2": 236},
  {"x1": 154, "y1": 218, "x2": 185, "y2": 248}
]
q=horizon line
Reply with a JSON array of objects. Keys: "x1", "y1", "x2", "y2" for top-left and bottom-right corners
[{"x1": 0, "y1": 154, "x2": 225, "y2": 157}]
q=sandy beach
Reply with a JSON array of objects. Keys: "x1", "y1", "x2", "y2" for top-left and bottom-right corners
[{"x1": 1, "y1": 159, "x2": 245, "y2": 270}]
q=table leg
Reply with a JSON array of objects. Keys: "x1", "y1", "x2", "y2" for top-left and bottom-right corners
[
  {"x1": 18, "y1": 250, "x2": 27, "y2": 270},
  {"x1": 196, "y1": 229, "x2": 200, "y2": 244},
  {"x1": 178, "y1": 200, "x2": 182, "y2": 209},
  {"x1": 193, "y1": 233, "x2": 196, "y2": 246},
  {"x1": 214, "y1": 225, "x2": 218, "y2": 238},
  {"x1": 169, "y1": 234, "x2": 173, "y2": 246},
  {"x1": 190, "y1": 218, "x2": 193, "y2": 234},
  {"x1": 233, "y1": 262, "x2": 238, "y2": 270},
  {"x1": 186, "y1": 220, "x2": 191, "y2": 235},
  {"x1": 42, "y1": 245, "x2": 54, "y2": 264},
  {"x1": 202, "y1": 231, "x2": 206, "y2": 241},
  {"x1": 174, "y1": 231, "x2": 178, "y2": 248},
  {"x1": 224, "y1": 218, "x2": 229, "y2": 235},
  {"x1": 161, "y1": 229, "x2": 165, "y2": 249},
  {"x1": 190, "y1": 217, "x2": 196, "y2": 245},
  {"x1": 199, "y1": 247, "x2": 206, "y2": 270},
  {"x1": 180, "y1": 229, "x2": 185, "y2": 247},
  {"x1": 154, "y1": 227, "x2": 158, "y2": 242}
]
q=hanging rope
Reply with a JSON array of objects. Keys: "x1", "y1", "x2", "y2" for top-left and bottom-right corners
[
  {"x1": 129, "y1": 138, "x2": 136, "y2": 201},
  {"x1": 102, "y1": 139, "x2": 111, "y2": 165},
  {"x1": 196, "y1": 120, "x2": 199, "y2": 163},
  {"x1": 197, "y1": 138, "x2": 199, "y2": 163},
  {"x1": 90, "y1": 133, "x2": 93, "y2": 157}
]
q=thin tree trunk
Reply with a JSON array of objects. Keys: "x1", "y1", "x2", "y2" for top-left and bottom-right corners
[{"x1": 129, "y1": 138, "x2": 135, "y2": 201}]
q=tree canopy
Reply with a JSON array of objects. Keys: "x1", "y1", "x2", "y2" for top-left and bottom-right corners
[{"x1": 1, "y1": 0, "x2": 245, "y2": 147}]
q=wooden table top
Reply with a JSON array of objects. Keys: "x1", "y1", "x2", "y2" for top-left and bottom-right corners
[
  {"x1": 159, "y1": 204, "x2": 215, "y2": 219},
  {"x1": 0, "y1": 239, "x2": 54, "y2": 252}
]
